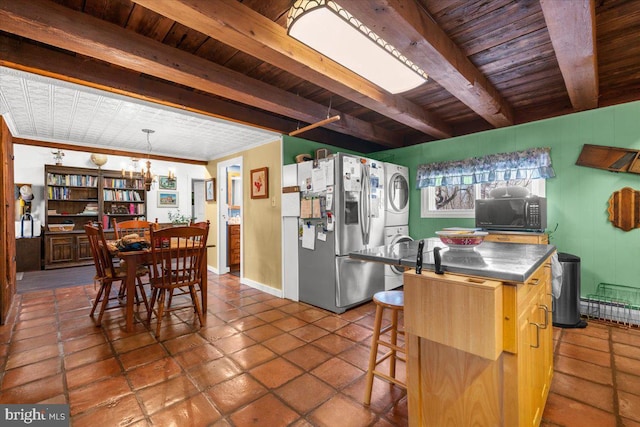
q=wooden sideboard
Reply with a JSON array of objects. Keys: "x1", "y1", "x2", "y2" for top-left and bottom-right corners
[{"x1": 403, "y1": 255, "x2": 553, "y2": 426}]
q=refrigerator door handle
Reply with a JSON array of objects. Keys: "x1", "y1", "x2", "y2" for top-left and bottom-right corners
[
  {"x1": 361, "y1": 163, "x2": 370, "y2": 245},
  {"x1": 365, "y1": 164, "x2": 371, "y2": 244},
  {"x1": 358, "y1": 162, "x2": 367, "y2": 245}
]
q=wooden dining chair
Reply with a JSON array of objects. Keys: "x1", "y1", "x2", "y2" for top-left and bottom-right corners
[
  {"x1": 190, "y1": 219, "x2": 210, "y2": 229},
  {"x1": 165, "y1": 220, "x2": 210, "y2": 308},
  {"x1": 147, "y1": 225, "x2": 208, "y2": 336},
  {"x1": 112, "y1": 218, "x2": 157, "y2": 240},
  {"x1": 84, "y1": 222, "x2": 149, "y2": 326},
  {"x1": 111, "y1": 218, "x2": 156, "y2": 297}
]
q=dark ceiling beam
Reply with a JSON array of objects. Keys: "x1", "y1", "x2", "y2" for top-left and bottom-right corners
[
  {"x1": 0, "y1": 35, "x2": 293, "y2": 135},
  {"x1": 540, "y1": 0, "x2": 598, "y2": 111},
  {"x1": 0, "y1": 0, "x2": 402, "y2": 148},
  {"x1": 341, "y1": 0, "x2": 514, "y2": 129},
  {"x1": 13, "y1": 137, "x2": 207, "y2": 165},
  {"x1": 131, "y1": 0, "x2": 452, "y2": 140},
  {"x1": 0, "y1": 35, "x2": 385, "y2": 155}
]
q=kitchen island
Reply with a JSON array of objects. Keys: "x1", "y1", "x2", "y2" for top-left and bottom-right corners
[{"x1": 350, "y1": 238, "x2": 556, "y2": 426}]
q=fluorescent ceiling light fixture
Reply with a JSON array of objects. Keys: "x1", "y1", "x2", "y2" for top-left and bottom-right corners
[{"x1": 287, "y1": 0, "x2": 428, "y2": 94}]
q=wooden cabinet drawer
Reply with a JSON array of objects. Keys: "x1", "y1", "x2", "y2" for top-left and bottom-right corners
[
  {"x1": 228, "y1": 224, "x2": 240, "y2": 267},
  {"x1": 485, "y1": 233, "x2": 548, "y2": 244},
  {"x1": 76, "y1": 235, "x2": 93, "y2": 261},
  {"x1": 47, "y1": 235, "x2": 74, "y2": 264}
]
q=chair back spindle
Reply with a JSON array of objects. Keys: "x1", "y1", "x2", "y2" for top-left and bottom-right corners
[{"x1": 112, "y1": 218, "x2": 157, "y2": 240}]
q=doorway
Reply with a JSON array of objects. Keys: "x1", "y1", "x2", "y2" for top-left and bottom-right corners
[
  {"x1": 191, "y1": 179, "x2": 205, "y2": 222},
  {"x1": 217, "y1": 157, "x2": 242, "y2": 276}
]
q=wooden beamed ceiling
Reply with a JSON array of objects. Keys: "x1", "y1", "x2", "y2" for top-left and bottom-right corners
[{"x1": 0, "y1": 0, "x2": 635, "y2": 153}]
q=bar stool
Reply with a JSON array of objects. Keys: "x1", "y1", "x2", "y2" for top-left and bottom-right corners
[{"x1": 364, "y1": 290, "x2": 406, "y2": 405}]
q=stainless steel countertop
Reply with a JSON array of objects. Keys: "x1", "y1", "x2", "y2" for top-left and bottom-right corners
[{"x1": 349, "y1": 237, "x2": 556, "y2": 282}]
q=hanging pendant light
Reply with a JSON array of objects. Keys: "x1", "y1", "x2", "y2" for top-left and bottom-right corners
[
  {"x1": 287, "y1": 0, "x2": 428, "y2": 94},
  {"x1": 141, "y1": 129, "x2": 156, "y2": 192}
]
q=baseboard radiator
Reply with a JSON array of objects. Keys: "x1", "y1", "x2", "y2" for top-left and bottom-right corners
[{"x1": 580, "y1": 298, "x2": 640, "y2": 327}]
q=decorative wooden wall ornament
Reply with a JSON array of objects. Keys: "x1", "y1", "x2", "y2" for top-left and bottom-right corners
[{"x1": 607, "y1": 187, "x2": 640, "y2": 231}]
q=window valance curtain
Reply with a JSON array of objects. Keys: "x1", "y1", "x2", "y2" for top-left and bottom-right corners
[{"x1": 416, "y1": 147, "x2": 555, "y2": 188}]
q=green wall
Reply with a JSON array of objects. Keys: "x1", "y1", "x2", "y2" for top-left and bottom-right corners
[
  {"x1": 284, "y1": 102, "x2": 640, "y2": 296},
  {"x1": 382, "y1": 101, "x2": 640, "y2": 296},
  {"x1": 282, "y1": 135, "x2": 363, "y2": 165}
]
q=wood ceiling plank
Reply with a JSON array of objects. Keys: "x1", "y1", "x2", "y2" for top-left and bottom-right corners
[
  {"x1": 429, "y1": 0, "x2": 535, "y2": 49},
  {"x1": 455, "y1": 9, "x2": 546, "y2": 56},
  {"x1": 126, "y1": 3, "x2": 175, "y2": 42},
  {"x1": 84, "y1": 0, "x2": 132, "y2": 26},
  {"x1": 342, "y1": 0, "x2": 514, "y2": 129},
  {"x1": 130, "y1": 0, "x2": 451, "y2": 139},
  {"x1": 162, "y1": 23, "x2": 209, "y2": 52},
  {"x1": 0, "y1": 0, "x2": 402, "y2": 147},
  {"x1": 540, "y1": 0, "x2": 598, "y2": 111}
]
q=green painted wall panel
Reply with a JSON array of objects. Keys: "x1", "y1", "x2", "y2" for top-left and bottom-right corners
[
  {"x1": 282, "y1": 101, "x2": 640, "y2": 298},
  {"x1": 282, "y1": 135, "x2": 362, "y2": 165},
  {"x1": 387, "y1": 101, "x2": 640, "y2": 297}
]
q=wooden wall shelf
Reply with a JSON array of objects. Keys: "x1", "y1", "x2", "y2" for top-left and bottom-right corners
[{"x1": 576, "y1": 144, "x2": 640, "y2": 174}]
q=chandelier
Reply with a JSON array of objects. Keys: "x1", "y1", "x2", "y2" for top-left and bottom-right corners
[
  {"x1": 140, "y1": 129, "x2": 156, "y2": 191},
  {"x1": 122, "y1": 129, "x2": 163, "y2": 191}
]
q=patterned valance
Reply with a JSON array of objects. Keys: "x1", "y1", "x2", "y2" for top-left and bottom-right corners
[{"x1": 416, "y1": 147, "x2": 555, "y2": 188}]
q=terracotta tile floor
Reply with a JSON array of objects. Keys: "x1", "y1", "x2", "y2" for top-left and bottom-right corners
[{"x1": 1, "y1": 273, "x2": 639, "y2": 426}]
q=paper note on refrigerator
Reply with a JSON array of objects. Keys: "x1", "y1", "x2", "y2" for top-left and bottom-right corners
[
  {"x1": 343, "y1": 156, "x2": 360, "y2": 178},
  {"x1": 298, "y1": 161, "x2": 313, "y2": 191},
  {"x1": 312, "y1": 167, "x2": 326, "y2": 192},
  {"x1": 302, "y1": 224, "x2": 315, "y2": 250},
  {"x1": 324, "y1": 159, "x2": 334, "y2": 186}
]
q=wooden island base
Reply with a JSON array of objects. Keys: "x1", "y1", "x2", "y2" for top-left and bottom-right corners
[{"x1": 403, "y1": 256, "x2": 553, "y2": 426}]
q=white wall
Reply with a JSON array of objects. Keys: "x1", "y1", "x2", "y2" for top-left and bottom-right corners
[{"x1": 13, "y1": 144, "x2": 207, "y2": 224}]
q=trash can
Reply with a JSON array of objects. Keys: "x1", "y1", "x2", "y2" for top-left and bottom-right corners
[{"x1": 553, "y1": 252, "x2": 587, "y2": 328}]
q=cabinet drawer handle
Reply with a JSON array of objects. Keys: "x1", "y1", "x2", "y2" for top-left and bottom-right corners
[
  {"x1": 529, "y1": 278, "x2": 540, "y2": 285},
  {"x1": 539, "y1": 304, "x2": 549, "y2": 329},
  {"x1": 530, "y1": 323, "x2": 541, "y2": 348}
]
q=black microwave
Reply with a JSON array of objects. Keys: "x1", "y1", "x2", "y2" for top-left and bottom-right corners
[{"x1": 475, "y1": 197, "x2": 547, "y2": 231}]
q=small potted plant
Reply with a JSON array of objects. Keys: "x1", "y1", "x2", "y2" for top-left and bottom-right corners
[{"x1": 168, "y1": 209, "x2": 193, "y2": 226}]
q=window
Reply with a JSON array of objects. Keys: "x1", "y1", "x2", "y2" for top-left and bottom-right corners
[{"x1": 421, "y1": 178, "x2": 546, "y2": 218}]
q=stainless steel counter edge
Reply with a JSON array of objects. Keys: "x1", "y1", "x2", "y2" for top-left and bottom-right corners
[{"x1": 350, "y1": 238, "x2": 557, "y2": 283}]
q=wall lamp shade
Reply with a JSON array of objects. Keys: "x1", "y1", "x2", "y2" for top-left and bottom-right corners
[{"x1": 287, "y1": 0, "x2": 428, "y2": 94}]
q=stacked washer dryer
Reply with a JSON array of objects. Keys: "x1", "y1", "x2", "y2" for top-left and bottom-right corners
[{"x1": 383, "y1": 162, "x2": 412, "y2": 290}]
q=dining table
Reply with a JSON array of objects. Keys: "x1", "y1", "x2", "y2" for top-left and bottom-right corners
[{"x1": 113, "y1": 240, "x2": 212, "y2": 332}]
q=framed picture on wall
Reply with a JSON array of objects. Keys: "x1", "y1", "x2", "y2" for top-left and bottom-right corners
[
  {"x1": 205, "y1": 178, "x2": 216, "y2": 202},
  {"x1": 250, "y1": 167, "x2": 269, "y2": 199},
  {"x1": 159, "y1": 176, "x2": 177, "y2": 190},
  {"x1": 158, "y1": 191, "x2": 178, "y2": 208}
]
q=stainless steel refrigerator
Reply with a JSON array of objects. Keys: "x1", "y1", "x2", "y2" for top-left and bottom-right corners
[{"x1": 298, "y1": 153, "x2": 386, "y2": 313}]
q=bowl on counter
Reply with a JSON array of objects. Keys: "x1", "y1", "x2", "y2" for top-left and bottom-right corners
[{"x1": 435, "y1": 230, "x2": 488, "y2": 250}]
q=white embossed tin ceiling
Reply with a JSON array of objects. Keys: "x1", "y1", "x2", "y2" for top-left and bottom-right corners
[{"x1": 0, "y1": 67, "x2": 279, "y2": 161}]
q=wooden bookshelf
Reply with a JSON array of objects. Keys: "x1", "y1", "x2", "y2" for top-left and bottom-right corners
[{"x1": 44, "y1": 165, "x2": 147, "y2": 269}]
